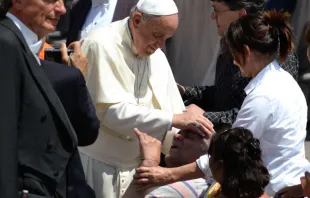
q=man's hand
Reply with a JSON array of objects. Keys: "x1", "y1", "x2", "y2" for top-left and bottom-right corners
[
  {"x1": 172, "y1": 111, "x2": 214, "y2": 138},
  {"x1": 275, "y1": 184, "x2": 304, "y2": 198},
  {"x1": 186, "y1": 104, "x2": 205, "y2": 115},
  {"x1": 60, "y1": 42, "x2": 88, "y2": 76},
  {"x1": 134, "y1": 166, "x2": 174, "y2": 191},
  {"x1": 134, "y1": 128, "x2": 161, "y2": 167},
  {"x1": 301, "y1": 171, "x2": 310, "y2": 196},
  {"x1": 177, "y1": 83, "x2": 185, "y2": 96}
]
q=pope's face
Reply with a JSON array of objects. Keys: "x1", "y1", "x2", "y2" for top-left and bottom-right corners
[
  {"x1": 14, "y1": 0, "x2": 66, "y2": 38},
  {"x1": 132, "y1": 13, "x2": 178, "y2": 57}
]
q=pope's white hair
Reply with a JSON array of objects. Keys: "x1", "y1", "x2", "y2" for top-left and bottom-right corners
[{"x1": 129, "y1": 5, "x2": 159, "y2": 21}]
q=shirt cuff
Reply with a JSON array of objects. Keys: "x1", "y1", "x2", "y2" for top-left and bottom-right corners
[{"x1": 196, "y1": 154, "x2": 212, "y2": 178}]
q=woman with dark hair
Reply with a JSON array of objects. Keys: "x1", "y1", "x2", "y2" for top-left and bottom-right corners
[
  {"x1": 207, "y1": 127, "x2": 270, "y2": 198},
  {"x1": 220, "y1": 10, "x2": 309, "y2": 196}
]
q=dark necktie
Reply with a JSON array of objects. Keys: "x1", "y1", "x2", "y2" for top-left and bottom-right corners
[{"x1": 112, "y1": 0, "x2": 139, "y2": 22}]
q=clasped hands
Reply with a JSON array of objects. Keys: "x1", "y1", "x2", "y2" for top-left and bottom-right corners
[{"x1": 60, "y1": 42, "x2": 88, "y2": 76}]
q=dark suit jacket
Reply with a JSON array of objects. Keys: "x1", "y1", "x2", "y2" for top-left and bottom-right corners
[
  {"x1": 66, "y1": 0, "x2": 137, "y2": 45},
  {"x1": 41, "y1": 60, "x2": 99, "y2": 198},
  {"x1": 0, "y1": 16, "x2": 77, "y2": 198}
]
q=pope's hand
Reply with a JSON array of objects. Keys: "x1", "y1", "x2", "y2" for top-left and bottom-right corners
[
  {"x1": 60, "y1": 42, "x2": 88, "y2": 76},
  {"x1": 134, "y1": 128, "x2": 161, "y2": 167},
  {"x1": 172, "y1": 111, "x2": 214, "y2": 138},
  {"x1": 186, "y1": 104, "x2": 205, "y2": 115},
  {"x1": 134, "y1": 166, "x2": 174, "y2": 191}
]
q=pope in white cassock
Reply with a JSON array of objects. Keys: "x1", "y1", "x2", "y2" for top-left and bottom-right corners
[{"x1": 80, "y1": 0, "x2": 214, "y2": 197}]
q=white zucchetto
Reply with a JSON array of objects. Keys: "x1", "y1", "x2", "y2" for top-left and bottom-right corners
[{"x1": 136, "y1": 0, "x2": 178, "y2": 16}]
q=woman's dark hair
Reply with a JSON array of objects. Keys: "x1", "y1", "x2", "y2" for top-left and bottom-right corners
[
  {"x1": 211, "y1": 0, "x2": 265, "y2": 15},
  {"x1": 224, "y1": 10, "x2": 294, "y2": 64},
  {"x1": 207, "y1": 127, "x2": 270, "y2": 198}
]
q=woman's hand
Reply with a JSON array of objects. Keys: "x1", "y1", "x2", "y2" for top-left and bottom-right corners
[
  {"x1": 134, "y1": 166, "x2": 174, "y2": 191},
  {"x1": 60, "y1": 42, "x2": 88, "y2": 76}
]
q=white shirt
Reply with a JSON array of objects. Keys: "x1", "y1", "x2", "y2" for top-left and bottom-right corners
[
  {"x1": 80, "y1": 0, "x2": 118, "y2": 39},
  {"x1": 6, "y1": 12, "x2": 43, "y2": 64},
  {"x1": 197, "y1": 61, "x2": 310, "y2": 196}
]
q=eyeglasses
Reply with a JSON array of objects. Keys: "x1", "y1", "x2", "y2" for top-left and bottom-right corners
[{"x1": 212, "y1": 9, "x2": 231, "y2": 17}]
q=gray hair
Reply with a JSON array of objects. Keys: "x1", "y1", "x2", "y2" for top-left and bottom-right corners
[{"x1": 129, "y1": 5, "x2": 159, "y2": 21}]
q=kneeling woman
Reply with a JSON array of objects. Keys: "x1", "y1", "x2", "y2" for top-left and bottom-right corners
[{"x1": 134, "y1": 11, "x2": 310, "y2": 197}]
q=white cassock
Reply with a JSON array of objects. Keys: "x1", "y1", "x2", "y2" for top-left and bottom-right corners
[{"x1": 80, "y1": 17, "x2": 185, "y2": 198}]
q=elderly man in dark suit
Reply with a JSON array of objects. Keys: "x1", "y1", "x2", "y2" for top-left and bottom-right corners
[
  {"x1": 0, "y1": 0, "x2": 95, "y2": 197},
  {"x1": 66, "y1": 0, "x2": 137, "y2": 44}
]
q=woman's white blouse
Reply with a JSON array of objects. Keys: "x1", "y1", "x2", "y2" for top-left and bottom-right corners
[{"x1": 197, "y1": 61, "x2": 310, "y2": 196}]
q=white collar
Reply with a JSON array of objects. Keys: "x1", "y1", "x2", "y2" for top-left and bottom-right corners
[
  {"x1": 6, "y1": 12, "x2": 43, "y2": 60},
  {"x1": 244, "y1": 60, "x2": 281, "y2": 95}
]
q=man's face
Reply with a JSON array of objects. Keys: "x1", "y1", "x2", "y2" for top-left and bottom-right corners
[
  {"x1": 14, "y1": 0, "x2": 66, "y2": 38},
  {"x1": 132, "y1": 13, "x2": 178, "y2": 57},
  {"x1": 165, "y1": 130, "x2": 209, "y2": 167},
  {"x1": 210, "y1": 1, "x2": 242, "y2": 36}
]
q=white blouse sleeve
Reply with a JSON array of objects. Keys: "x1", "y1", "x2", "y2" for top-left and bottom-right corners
[
  {"x1": 233, "y1": 94, "x2": 272, "y2": 139},
  {"x1": 196, "y1": 154, "x2": 212, "y2": 178}
]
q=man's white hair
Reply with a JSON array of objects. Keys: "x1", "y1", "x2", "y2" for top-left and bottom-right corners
[{"x1": 129, "y1": 6, "x2": 159, "y2": 21}]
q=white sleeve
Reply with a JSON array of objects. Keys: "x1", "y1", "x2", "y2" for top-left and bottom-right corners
[
  {"x1": 98, "y1": 102, "x2": 173, "y2": 140},
  {"x1": 196, "y1": 154, "x2": 212, "y2": 178},
  {"x1": 232, "y1": 95, "x2": 272, "y2": 139}
]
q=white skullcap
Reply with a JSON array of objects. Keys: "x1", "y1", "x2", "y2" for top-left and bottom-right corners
[{"x1": 136, "y1": 0, "x2": 178, "y2": 16}]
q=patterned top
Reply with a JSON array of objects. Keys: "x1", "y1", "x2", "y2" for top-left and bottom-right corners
[
  {"x1": 183, "y1": 52, "x2": 299, "y2": 124},
  {"x1": 145, "y1": 178, "x2": 212, "y2": 198}
]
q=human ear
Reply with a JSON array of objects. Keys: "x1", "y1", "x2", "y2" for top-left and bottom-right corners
[
  {"x1": 12, "y1": 0, "x2": 24, "y2": 11},
  {"x1": 244, "y1": 45, "x2": 251, "y2": 62},
  {"x1": 239, "y1": 8, "x2": 247, "y2": 17},
  {"x1": 133, "y1": 12, "x2": 143, "y2": 28}
]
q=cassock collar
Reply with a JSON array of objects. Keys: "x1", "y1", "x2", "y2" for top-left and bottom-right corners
[{"x1": 6, "y1": 12, "x2": 43, "y2": 59}]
